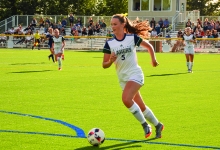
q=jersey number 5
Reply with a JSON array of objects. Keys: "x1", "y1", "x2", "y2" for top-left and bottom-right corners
[{"x1": 121, "y1": 54, "x2": 125, "y2": 60}]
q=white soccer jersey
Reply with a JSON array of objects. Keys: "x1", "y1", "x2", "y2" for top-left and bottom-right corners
[
  {"x1": 52, "y1": 36, "x2": 65, "y2": 54},
  {"x1": 183, "y1": 34, "x2": 195, "y2": 47},
  {"x1": 183, "y1": 34, "x2": 196, "y2": 54},
  {"x1": 103, "y1": 34, "x2": 143, "y2": 82}
]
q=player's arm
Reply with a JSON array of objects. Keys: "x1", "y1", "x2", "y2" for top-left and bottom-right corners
[
  {"x1": 140, "y1": 41, "x2": 159, "y2": 67},
  {"x1": 135, "y1": 34, "x2": 158, "y2": 67},
  {"x1": 190, "y1": 35, "x2": 196, "y2": 43},
  {"x1": 102, "y1": 42, "x2": 116, "y2": 69},
  {"x1": 61, "y1": 37, "x2": 65, "y2": 53}
]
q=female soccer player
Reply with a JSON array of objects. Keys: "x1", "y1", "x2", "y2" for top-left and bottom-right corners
[
  {"x1": 52, "y1": 29, "x2": 65, "y2": 70},
  {"x1": 46, "y1": 28, "x2": 55, "y2": 63},
  {"x1": 102, "y1": 14, "x2": 164, "y2": 138},
  {"x1": 182, "y1": 27, "x2": 196, "y2": 73}
]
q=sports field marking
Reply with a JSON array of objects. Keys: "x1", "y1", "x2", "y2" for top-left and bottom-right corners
[
  {"x1": 1, "y1": 110, "x2": 220, "y2": 149},
  {"x1": 0, "y1": 110, "x2": 85, "y2": 137}
]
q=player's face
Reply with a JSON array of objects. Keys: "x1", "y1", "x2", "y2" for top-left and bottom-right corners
[
  {"x1": 111, "y1": 18, "x2": 125, "y2": 35},
  {"x1": 54, "y1": 30, "x2": 59, "y2": 36},
  {"x1": 185, "y1": 28, "x2": 191, "y2": 34}
]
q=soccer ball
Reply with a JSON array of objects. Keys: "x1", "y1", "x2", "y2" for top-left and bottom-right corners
[{"x1": 87, "y1": 128, "x2": 105, "y2": 146}]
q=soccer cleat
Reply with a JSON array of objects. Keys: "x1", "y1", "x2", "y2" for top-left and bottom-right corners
[
  {"x1": 58, "y1": 68, "x2": 62, "y2": 70},
  {"x1": 144, "y1": 124, "x2": 152, "y2": 138},
  {"x1": 155, "y1": 122, "x2": 164, "y2": 138},
  {"x1": 188, "y1": 69, "x2": 193, "y2": 73}
]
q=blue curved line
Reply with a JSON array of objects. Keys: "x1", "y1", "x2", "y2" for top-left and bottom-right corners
[
  {"x1": 0, "y1": 110, "x2": 86, "y2": 137},
  {"x1": 0, "y1": 130, "x2": 86, "y2": 139}
]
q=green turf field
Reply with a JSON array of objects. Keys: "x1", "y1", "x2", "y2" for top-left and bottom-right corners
[{"x1": 0, "y1": 49, "x2": 219, "y2": 150}]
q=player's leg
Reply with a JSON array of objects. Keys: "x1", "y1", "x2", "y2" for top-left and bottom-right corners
[
  {"x1": 134, "y1": 92, "x2": 164, "y2": 138},
  {"x1": 185, "y1": 52, "x2": 190, "y2": 72},
  {"x1": 56, "y1": 53, "x2": 62, "y2": 70},
  {"x1": 37, "y1": 39, "x2": 40, "y2": 50},
  {"x1": 122, "y1": 81, "x2": 151, "y2": 138},
  {"x1": 189, "y1": 53, "x2": 194, "y2": 73}
]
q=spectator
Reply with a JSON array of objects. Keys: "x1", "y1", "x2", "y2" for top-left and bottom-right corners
[
  {"x1": 57, "y1": 21, "x2": 62, "y2": 31},
  {"x1": 162, "y1": 18, "x2": 169, "y2": 31},
  {"x1": 203, "y1": 22, "x2": 208, "y2": 32},
  {"x1": 60, "y1": 27, "x2": 66, "y2": 36},
  {"x1": 44, "y1": 22, "x2": 50, "y2": 33},
  {"x1": 191, "y1": 23, "x2": 196, "y2": 33},
  {"x1": 150, "y1": 18, "x2": 156, "y2": 29},
  {"x1": 81, "y1": 27, "x2": 87, "y2": 36},
  {"x1": 45, "y1": 18, "x2": 51, "y2": 26},
  {"x1": 30, "y1": 18, "x2": 37, "y2": 28},
  {"x1": 76, "y1": 18, "x2": 82, "y2": 27},
  {"x1": 207, "y1": 21, "x2": 214, "y2": 31},
  {"x1": 197, "y1": 18, "x2": 202, "y2": 27},
  {"x1": 151, "y1": 28, "x2": 158, "y2": 37},
  {"x1": 88, "y1": 17, "x2": 93, "y2": 26},
  {"x1": 206, "y1": 30, "x2": 214, "y2": 46},
  {"x1": 8, "y1": 27, "x2": 15, "y2": 34},
  {"x1": 214, "y1": 21, "x2": 220, "y2": 32},
  {"x1": 155, "y1": 23, "x2": 161, "y2": 35},
  {"x1": 76, "y1": 25, "x2": 82, "y2": 36},
  {"x1": 212, "y1": 29, "x2": 218, "y2": 40},
  {"x1": 101, "y1": 20, "x2": 107, "y2": 30},
  {"x1": 94, "y1": 22, "x2": 101, "y2": 34},
  {"x1": 69, "y1": 13, "x2": 74, "y2": 27},
  {"x1": 106, "y1": 30, "x2": 113, "y2": 40},
  {"x1": 24, "y1": 25, "x2": 33, "y2": 33},
  {"x1": 158, "y1": 18, "x2": 163, "y2": 29},
  {"x1": 39, "y1": 17, "x2": 45, "y2": 28},
  {"x1": 61, "y1": 18, "x2": 67, "y2": 28},
  {"x1": 185, "y1": 19, "x2": 192, "y2": 28},
  {"x1": 88, "y1": 26, "x2": 93, "y2": 36}
]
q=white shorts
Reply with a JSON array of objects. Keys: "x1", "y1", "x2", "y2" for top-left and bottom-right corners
[
  {"x1": 54, "y1": 47, "x2": 64, "y2": 55},
  {"x1": 119, "y1": 74, "x2": 144, "y2": 90},
  {"x1": 184, "y1": 46, "x2": 194, "y2": 54}
]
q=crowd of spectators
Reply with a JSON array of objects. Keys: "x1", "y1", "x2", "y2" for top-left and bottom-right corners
[
  {"x1": 1, "y1": 16, "x2": 220, "y2": 50},
  {"x1": 149, "y1": 18, "x2": 170, "y2": 37},
  {"x1": 0, "y1": 14, "x2": 109, "y2": 46}
]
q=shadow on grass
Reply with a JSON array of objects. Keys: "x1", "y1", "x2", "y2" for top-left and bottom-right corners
[
  {"x1": 146, "y1": 72, "x2": 188, "y2": 77},
  {"x1": 9, "y1": 70, "x2": 53, "y2": 73},
  {"x1": 74, "y1": 138, "x2": 158, "y2": 150},
  {"x1": 74, "y1": 50, "x2": 102, "y2": 53},
  {"x1": 10, "y1": 62, "x2": 46, "y2": 65}
]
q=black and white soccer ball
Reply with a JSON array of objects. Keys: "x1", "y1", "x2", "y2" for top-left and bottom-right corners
[{"x1": 87, "y1": 128, "x2": 105, "y2": 146}]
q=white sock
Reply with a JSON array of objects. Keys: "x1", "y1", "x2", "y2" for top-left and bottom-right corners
[
  {"x1": 129, "y1": 102, "x2": 146, "y2": 124},
  {"x1": 143, "y1": 106, "x2": 159, "y2": 126},
  {"x1": 190, "y1": 62, "x2": 193, "y2": 70},
  {"x1": 58, "y1": 57, "x2": 62, "y2": 68},
  {"x1": 186, "y1": 62, "x2": 190, "y2": 70}
]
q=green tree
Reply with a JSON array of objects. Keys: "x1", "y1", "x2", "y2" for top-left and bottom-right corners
[
  {"x1": 187, "y1": 0, "x2": 220, "y2": 16},
  {"x1": 0, "y1": 0, "x2": 128, "y2": 21}
]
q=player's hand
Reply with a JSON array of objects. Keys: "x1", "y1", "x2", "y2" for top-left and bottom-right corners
[
  {"x1": 110, "y1": 52, "x2": 117, "y2": 63},
  {"x1": 152, "y1": 60, "x2": 159, "y2": 67}
]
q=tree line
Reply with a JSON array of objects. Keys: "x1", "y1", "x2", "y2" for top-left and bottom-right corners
[
  {"x1": 0, "y1": 0, "x2": 219, "y2": 21},
  {"x1": 0, "y1": 0, "x2": 128, "y2": 21}
]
